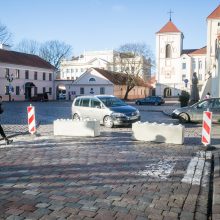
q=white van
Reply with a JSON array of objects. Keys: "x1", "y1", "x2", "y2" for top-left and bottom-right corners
[{"x1": 72, "y1": 95, "x2": 140, "y2": 128}]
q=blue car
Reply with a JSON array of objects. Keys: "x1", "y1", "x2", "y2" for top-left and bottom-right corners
[{"x1": 135, "y1": 96, "x2": 165, "y2": 106}]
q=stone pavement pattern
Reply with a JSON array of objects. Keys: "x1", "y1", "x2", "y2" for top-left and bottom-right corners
[{"x1": 0, "y1": 127, "x2": 212, "y2": 220}]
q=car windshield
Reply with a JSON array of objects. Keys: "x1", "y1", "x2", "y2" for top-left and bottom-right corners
[{"x1": 99, "y1": 97, "x2": 127, "y2": 107}]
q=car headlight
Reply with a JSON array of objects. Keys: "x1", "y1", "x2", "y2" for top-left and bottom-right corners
[
  {"x1": 172, "y1": 109, "x2": 180, "y2": 115},
  {"x1": 136, "y1": 110, "x2": 140, "y2": 115},
  {"x1": 111, "y1": 112, "x2": 126, "y2": 117}
]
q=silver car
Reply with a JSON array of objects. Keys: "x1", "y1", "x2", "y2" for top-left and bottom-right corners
[
  {"x1": 71, "y1": 95, "x2": 140, "y2": 128},
  {"x1": 172, "y1": 98, "x2": 220, "y2": 123}
]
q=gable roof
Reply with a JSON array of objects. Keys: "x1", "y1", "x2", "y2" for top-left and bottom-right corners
[
  {"x1": 157, "y1": 21, "x2": 181, "y2": 33},
  {"x1": 93, "y1": 68, "x2": 149, "y2": 87},
  {"x1": 207, "y1": 5, "x2": 220, "y2": 19},
  {"x1": 0, "y1": 49, "x2": 55, "y2": 70},
  {"x1": 181, "y1": 49, "x2": 198, "y2": 55}
]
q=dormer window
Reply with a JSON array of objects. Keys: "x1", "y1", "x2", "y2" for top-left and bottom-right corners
[
  {"x1": 165, "y1": 44, "x2": 172, "y2": 58},
  {"x1": 89, "y1": 77, "x2": 96, "y2": 82}
]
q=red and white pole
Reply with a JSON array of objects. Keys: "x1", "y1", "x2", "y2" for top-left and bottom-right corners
[
  {"x1": 201, "y1": 110, "x2": 212, "y2": 146},
  {"x1": 27, "y1": 104, "x2": 36, "y2": 134}
]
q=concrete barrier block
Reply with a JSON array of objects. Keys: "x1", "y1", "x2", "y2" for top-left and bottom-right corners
[
  {"x1": 54, "y1": 119, "x2": 100, "y2": 137},
  {"x1": 132, "y1": 122, "x2": 184, "y2": 145}
]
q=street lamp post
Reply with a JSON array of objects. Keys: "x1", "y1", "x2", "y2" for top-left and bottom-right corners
[{"x1": 5, "y1": 72, "x2": 14, "y2": 101}]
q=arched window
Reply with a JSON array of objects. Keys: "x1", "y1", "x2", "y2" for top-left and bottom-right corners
[
  {"x1": 165, "y1": 44, "x2": 171, "y2": 58},
  {"x1": 89, "y1": 77, "x2": 96, "y2": 82}
]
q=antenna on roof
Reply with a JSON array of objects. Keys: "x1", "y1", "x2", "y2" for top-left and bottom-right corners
[{"x1": 168, "y1": 9, "x2": 174, "y2": 21}]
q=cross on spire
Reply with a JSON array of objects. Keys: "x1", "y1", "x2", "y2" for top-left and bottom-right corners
[{"x1": 168, "y1": 9, "x2": 174, "y2": 21}]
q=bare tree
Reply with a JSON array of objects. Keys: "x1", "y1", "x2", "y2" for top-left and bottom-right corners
[
  {"x1": 15, "y1": 39, "x2": 40, "y2": 54},
  {"x1": 39, "y1": 40, "x2": 72, "y2": 69},
  {"x1": 0, "y1": 22, "x2": 12, "y2": 44},
  {"x1": 116, "y1": 42, "x2": 153, "y2": 100}
]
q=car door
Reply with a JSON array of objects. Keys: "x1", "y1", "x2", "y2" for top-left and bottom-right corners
[
  {"x1": 211, "y1": 98, "x2": 220, "y2": 122},
  {"x1": 79, "y1": 98, "x2": 91, "y2": 119},
  {"x1": 89, "y1": 98, "x2": 105, "y2": 123}
]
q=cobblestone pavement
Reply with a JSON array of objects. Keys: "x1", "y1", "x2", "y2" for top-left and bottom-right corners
[{"x1": 0, "y1": 101, "x2": 219, "y2": 219}]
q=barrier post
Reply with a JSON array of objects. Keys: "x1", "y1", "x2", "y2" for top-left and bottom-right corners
[
  {"x1": 27, "y1": 104, "x2": 36, "y2": 134},
  {"x1": 201, "y1": 110, "x2": 212, "y2": 146}
]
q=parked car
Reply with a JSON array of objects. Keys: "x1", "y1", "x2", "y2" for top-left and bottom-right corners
[
  {"x1": 135, "y1": 96, "x2": 165, "y2": 105},
  {"x1": 72, "y1": 95, "x2": 140, "y2": 128},
  {"x1": 172, "y1": 97, "x2": 220, "y2": 123},
  {"x1": 30, "y1": 92, "x2": 49, "y2": 102}
]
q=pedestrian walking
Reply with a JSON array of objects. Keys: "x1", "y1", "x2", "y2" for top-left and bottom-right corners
[{"x1": 0, "y1": 96, "x2": 13, "y2": 145}]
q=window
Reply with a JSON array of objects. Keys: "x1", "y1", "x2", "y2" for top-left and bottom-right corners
[
  {"x1": 218, "y1": 22, "x2": 220, "y2": 26},
  {"x1": 100, "y1": 87, "x2": 105, "y2": 94},
  {"x1": 198, "y1": 74, "x2": 202, "y2": 81},
  {"x1": 25, "y1": 70, "x2": 29, "y2": 79},
  {"x1": 49, "y1": 87, "x2": 52, "y2": 94},
  {"x1": 89, "y1": 77, "x2": 96, "y2": 82},
  {"x1": 75, "y1": 99, "x2": 80, "y2": 106},
  {"x1": 5, "y1": 86, "x2": 9, "y2": 95},
  {"x1": 81, "y1": 68, "x2": 84, "y2": 72},
  {"x1": 91, "y1": 99, "x2": 101, "y2": 108},
  {"x1": 165, "y1": 44, "x2": 171, "y2": 58},
  {"x1": 49, "y1": 73, "x2": 52, "y2": 81},
  {"x1": 15, "y1": 69, "x2": 20, "y2": 79},
  {"x1": 80, "y1": 87, "x2": 84, "y2": 95},
  {"x1": 192, "y1": 60, "x2": 196, "y2": 69},
  {"x1": 43, "y1": 72, "x2": 46, "y2": 80},
  {"x1": 213, "y1": 99, "x2": 220, "y2": 108},
  {"x1": 34, "y1": 87, "x2": 38, "y2": 95},
  {"x1": 199, "y1": 61, "x2": 202, "y2": 69},
  {"x1": 34, "y1": 72, "x2": 38, "y2": 80},
  {"x1": 81, "y1": 98, "x2": 90, "y2": 107},
  {"x1": 90, "y1": 88, "x2": 94, "y2": 94},
  {"x1": 43, "y1": 87, "x2": 46, "y2": 93},
  {"x1": 66, "y1": 69, "x2": 69, "y2": 73},
  {"x1": 182, "y1": 63, "x2": 186, "y2": 69},
  {"x1": 197, "y1": 100, "x2": 209, "y2": 109},
  {"x1": 5, "y1": 68, "x2": 9, "y2": 77},
  {"x1": 182, "y1": 74, "x2": 186, "y2": 81},
  {"x1": 16, "y1": 86, "x2": 20, "y2": 95}
]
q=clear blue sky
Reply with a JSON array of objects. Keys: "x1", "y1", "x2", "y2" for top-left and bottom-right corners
[{"x1": 1, "y1": 0, "x2": 219, "y2": 57}]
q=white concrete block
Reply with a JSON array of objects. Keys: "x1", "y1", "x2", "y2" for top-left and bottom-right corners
[
  {"x1": 54, "y1": 119, "x2": 100, "y2": 137},
  {"x1": 132, "y1": 122, "x2": 184, "y2": 145}
]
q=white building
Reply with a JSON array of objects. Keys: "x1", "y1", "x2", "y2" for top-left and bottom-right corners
[
  {"x1": 65, "y1": 67, "x2": 150, "y2": 100},
  {"x1": 60, "y1": 50, "x2": 151, "y2": 82},
  {"x1": 156, "y1": 5, "x2": 220, "y2": 99},
  {"x1": 0, "y1": 45, "x2": 55, "y2": 101}
]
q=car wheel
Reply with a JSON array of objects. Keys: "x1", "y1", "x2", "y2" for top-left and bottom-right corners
[
  {"x1": 179, "y1": 113, "x2": 189, "y2": 123},
  {"x1": 155, "y1": 102, "x2": 159, "y2": 106},
  {"x1": 103, "y1": 116, "x2": 114, "y2": 128},
  {"x1": 72, "y1": 113, "x2": 80, "y2": 120}
]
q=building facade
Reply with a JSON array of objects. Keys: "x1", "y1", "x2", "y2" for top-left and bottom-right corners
[
  {"x1": 60, "y1": 50, "x2": 151, "y2": 82},
  {"x1": 64, "y1": 68, "x2": 150, "y2": 100},
  {"x1": 0, "y1": 46, "x2": 55, "y2": 101},
  {"x1": 156, "y1": 5, "x2": 220, "y2": 99}
]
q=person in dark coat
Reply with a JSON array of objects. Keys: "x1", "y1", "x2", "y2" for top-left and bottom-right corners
[{"x1": 0, "y1": 96, "x2": 13, "y2": 145}]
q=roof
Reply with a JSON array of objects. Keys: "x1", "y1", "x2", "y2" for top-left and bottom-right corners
[
  {"x1": 181, "y1": 49, "x2": 198, "y2": 55},
  {"x1": 207, "y1": 5, "x2": 220, "y2": 19},
  {"x1": 157, "y1": 21, "x2": 181, "y2": 33},
  {"x1": 189, "y1": 46, "x2": 207, "y2": 55},
  {"x1": 93, "y1": 68, "x2": 149, "y2": 87},
  {"x1": 0, "y1": 49, "x2": 55, "y2": 70}
]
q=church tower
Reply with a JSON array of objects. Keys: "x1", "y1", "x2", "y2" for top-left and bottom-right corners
[
  {"x1": 156, "y1": 19, "x2": 184, "y2": 97},
  {"x1": 206, "y1": 5, "x2": 220, "y2": 97}
]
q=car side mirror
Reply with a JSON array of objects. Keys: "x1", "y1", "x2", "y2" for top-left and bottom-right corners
[{"x1": 95, "y1": 105, "x2": 101, "y2": 109}]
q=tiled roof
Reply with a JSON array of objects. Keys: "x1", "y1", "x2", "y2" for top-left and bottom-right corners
[
  {"x1": 0, "y1": 49, "x2": 55, "y2": 70},
  {"x1": 207, "y1": 5, "x2": 220, "y2": 19},
  {"x1": 181, "y1": 49, "x2": 198, "y2": 55},
  {"x1": 93, "y1": 68, "x2": 149, "y2": 87},
  {"x1": 189, "y1": 46, "x2": 207, "y2": 55},
  {"x1": 157, "y1": 21, "x2": 181, "y2": 33}
]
